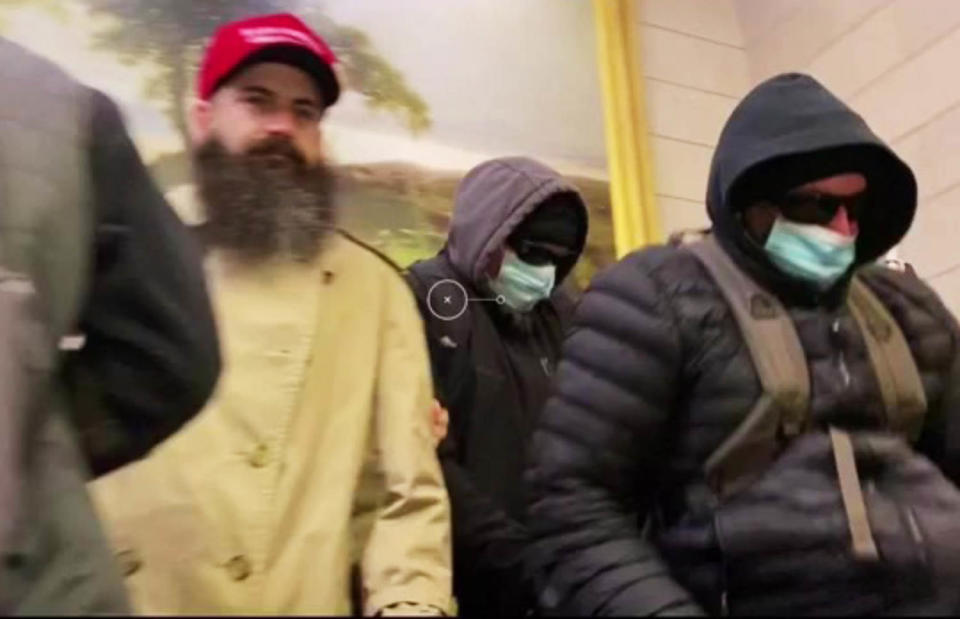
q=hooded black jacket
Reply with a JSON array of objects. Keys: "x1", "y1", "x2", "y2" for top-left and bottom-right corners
[
  {"x1": 407, "y1": 157, "x2": 588, "y2": 617},
  {"x1": 526, "y1": 74, "x2": 960, "y2": 616}
]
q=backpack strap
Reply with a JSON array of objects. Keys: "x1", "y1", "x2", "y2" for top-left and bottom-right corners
[
  {"x1": 847, "y1": 275, "x2": 927, "y2": 443},
  {"x1": 829, "y1": 426, "x2": 880, "y2": 561},
  {"x1": 686, "y1": 236, "x2": 810, "y2": 498},
  {"x1": 687, "y1": 237, "x2": 880, "y2": 559},
  {"x1": 685, "y1": 236, "x2": 925, "y2": 561}
]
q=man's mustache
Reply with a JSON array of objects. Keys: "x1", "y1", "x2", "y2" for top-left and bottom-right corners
[{"x1": 244, "y1": 136, "x2": 308, "y2": 169}]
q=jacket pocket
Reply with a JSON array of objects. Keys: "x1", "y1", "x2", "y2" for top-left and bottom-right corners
[{"x1": 92, "y1": 460, "x2": 241, "y2": 614}]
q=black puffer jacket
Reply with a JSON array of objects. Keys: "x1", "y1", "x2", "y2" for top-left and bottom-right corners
[{"x1": 526, "y1": 73, "x2": 960, "y2": 616}]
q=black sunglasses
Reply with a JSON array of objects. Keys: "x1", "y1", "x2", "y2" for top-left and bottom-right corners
[
  {"x1": 510, "y1": 239, "x2": 576, "y2": 266},
  {"x1": 771, "y1": 190, "x2": 867, "y2": 226}
]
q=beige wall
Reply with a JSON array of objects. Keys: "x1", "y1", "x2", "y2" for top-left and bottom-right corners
[
  {"x1": 640, "y1": 0, "x2": 960, "y2": 314},
  {"x1": 635, "y1": 0, "x2": 749, "y2": 236}
]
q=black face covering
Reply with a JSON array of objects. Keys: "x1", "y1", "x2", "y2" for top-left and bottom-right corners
[
  {"x1": 193, "y1": 135, "x2": 337, "y2": 264},
  {"x1": 511, "y1": 194, "x2": 582, "y2": 247},
  {"x1": 508, "y1": 194, "x2": 583, "y2": 273}
]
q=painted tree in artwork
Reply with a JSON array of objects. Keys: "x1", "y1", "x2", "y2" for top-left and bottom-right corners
[
  {"x1": 82, "y1": 0, "x2": 431, "y2": 148},
  {"x1": 0, "y1": 0, "x2": 68, "y2": 30}
]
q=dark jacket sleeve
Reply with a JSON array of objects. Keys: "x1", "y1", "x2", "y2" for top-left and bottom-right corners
[
  {"x1": 525, "y1": 252, "x2": 705, "y2": 616},
  {"x1": 64, "y1": 89, "x2": 220, "y2": 477},
  {"x1": 404, "y1": 268, "x2": 536, "y2": 614},
  {"x1": 926, "y1": 350, "x2": 960, "y2": 485},
  {"x1": 438, "y1": 435, "x2": 536, "y2": 614},
  {"x1": 885, "y1": 270, "x2": 960, "y2": 485},
  {"x1": 436, "y1": 356, "x2": 535, "y2": 615}
]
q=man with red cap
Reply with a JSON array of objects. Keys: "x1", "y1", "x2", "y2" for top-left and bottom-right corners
[{"x1": 89, "y1": 13, "x2": 452, "y2": 616}]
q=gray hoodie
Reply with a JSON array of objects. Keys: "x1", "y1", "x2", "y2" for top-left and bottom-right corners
[{"x1": 446, "y1": 156, "x2": 588, "y2": 290}]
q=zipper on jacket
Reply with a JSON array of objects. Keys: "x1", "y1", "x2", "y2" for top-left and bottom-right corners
[
  {"x1": 902, "y1": 503, "x2": 933, "y2": 573},
  {"x1": 838, "y1": 352, "x2": 851, "y2": 389},
  {"x1": 540, "y1": 356, "x2": 552, "y2": 377},
  {"x1": 832, "y1": 319, "x2": 852, "y2": 389},
  {"x1": 904, "y1": 506, "x2": 925, "y2": 547}
]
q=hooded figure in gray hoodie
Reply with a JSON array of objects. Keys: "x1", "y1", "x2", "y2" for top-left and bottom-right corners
[{"x1": 406, "y1": 157, "x2": 588, "y2": 617}]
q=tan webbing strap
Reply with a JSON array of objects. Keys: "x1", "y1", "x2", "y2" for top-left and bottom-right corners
[
  {"x1": 847, "y1": 277, "x2": 927, "y2": 443},
  {"x1": 684, "y1": 235, "x2": 921, "y2": 560},
  {"x1": 829, "y1": 427, "x2": 879, "y2": 561},
  {"x1": 688, "y1": 237, "x2": 810, "y2": 497}
]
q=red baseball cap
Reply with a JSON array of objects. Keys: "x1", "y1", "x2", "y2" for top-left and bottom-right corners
[{"x1": 197, "y1": 13, "x2": 340, "y2": 107}]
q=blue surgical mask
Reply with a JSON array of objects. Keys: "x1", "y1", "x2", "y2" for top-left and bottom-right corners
[
  {"x1": 489, "y1": 249, "x2": 556, "y2": 313},
  {"x1": 764, "y1": 216, "x2": 857, "y2": 289}
]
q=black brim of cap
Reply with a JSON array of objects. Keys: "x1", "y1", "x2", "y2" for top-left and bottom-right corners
[{"x1": 214, "y1": 44, "x2": 340, "y2": 108}]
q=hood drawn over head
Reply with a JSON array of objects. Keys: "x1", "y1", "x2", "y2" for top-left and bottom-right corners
[
  {"x1": 446, "y1": 157, "x2": 588, "y2": 286},
  {"x1": 706, "y1": 73, "x2": 916, "y2": 302}
]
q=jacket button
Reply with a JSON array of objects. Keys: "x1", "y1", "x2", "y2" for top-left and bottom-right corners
[
  {"x1": 248, "y1": 443, "x2": 270, "y2": 468},
  {"x1": 4, "y1": 552, "x2": 26, "y2": 570},
  {"x1": 116, "y1": 549, "x2": 142, "y2": 577},
  {"x1": 226, "y1": 555, "x2": 252, "y2": 582}
]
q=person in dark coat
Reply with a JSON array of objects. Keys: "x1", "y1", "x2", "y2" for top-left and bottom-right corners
[
  {"x1": 0, "y1": 38, "x2": 220, "y2": 613},
  {"x1": 526, "y1": 73, "x2": 960, "y2": 616},
  {"x1": 406, "y1": 156, "x2": 589, "y2": 617}
]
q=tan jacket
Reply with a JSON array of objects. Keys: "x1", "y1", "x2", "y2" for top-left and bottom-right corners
[{"x1": 89, "y1": 234, "x2": 453, "y2": 615}]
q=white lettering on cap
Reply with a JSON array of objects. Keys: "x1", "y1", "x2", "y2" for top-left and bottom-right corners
[{"x1": 239, "y1": 26, "x2": 323, "y2": 56}]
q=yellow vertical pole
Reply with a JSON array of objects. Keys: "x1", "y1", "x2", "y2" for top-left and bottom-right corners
[{"x1": 593, "y1": 0, "x2": 660, "y2": 257}]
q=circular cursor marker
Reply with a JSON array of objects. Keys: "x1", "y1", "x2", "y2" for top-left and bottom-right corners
[{"x1": 426, "y1": 279, "x2": 469, "y2": 322}]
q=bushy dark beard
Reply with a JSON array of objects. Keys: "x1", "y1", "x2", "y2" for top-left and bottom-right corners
[{"x1": 193, "y1": 135, "x2": 336, "y2": 263}]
